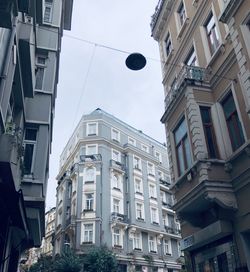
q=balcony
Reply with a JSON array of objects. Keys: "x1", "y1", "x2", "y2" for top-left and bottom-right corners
[
  {"x1": 0, "y1": 133, "x2": 21, "y2": 191},
  {"x1": 80, "y1": 154, "x2": 102, "y2": 162},
  {"x1": 160, "y1": 178, "x2": 171, "y2": 187},
  {"x1": 110, "y1": 159, "x2": 125, "y2": 171},
  {"x1": 110, "y1": 212, "x2": 127, "y2": 223},
  {"x1": 164, "y1": 65, "x2": 210, "y2": 113},
  {"x1": 172, "y1": 160, "x2": 238, "y2": 227},
  {"x1": 162, "y1": 201, "x2": 173, "y2": 209},
  {"x1": 219, "y1": 0, "x2": 244, "y2": 23},
  {"x1": 165, "y1": 225, "x2": 181, "y2": 235}
]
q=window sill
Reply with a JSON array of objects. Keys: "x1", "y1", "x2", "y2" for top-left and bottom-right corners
[
  {"x1": 87, "y1": 133, "x2": 97, "y2": 136},
  {"x1": 113, "y1": 187, "x2": 122, "y2": 192},
  {"x1": 177, "y1": 17, "x2": 189, "y2": 40},
  {"x1": 152, "y1": 221, "x2": 159, "y2": 226},
  {"x1": 150, "y1": 250, "x2": 157, "y2": 254},
  {"x1": 150, "y1": 196, "x2": 157, "y2": 201},
  {"x1": 133, "y1": 248, "x2": 142, "y2": 252},
  {"x1": 135, "y1": 191, "x2": 143, "y2": 195},
  {"x1": 82, "y1": 242, "x2": 93, "y2": 245},
  {"x1": 206, "y1": 43, "x2": 225, "y2": 69},
  {"x1": 83, "y1": 209, "x2": 94, "y2": 212},
  {"x1": 85, "y1": 180, "x2": 94, "y2": 184},
  {"x1": 136, "y1": 217, "x2": 145, "y2": 222},
  {"x1": 113, "y1": 245, "x2": 123, "y2": 249}
]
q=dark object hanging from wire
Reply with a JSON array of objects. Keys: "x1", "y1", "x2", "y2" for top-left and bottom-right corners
[{"x1": 125, "y1": 53, "x2": 147, "y2": 70}]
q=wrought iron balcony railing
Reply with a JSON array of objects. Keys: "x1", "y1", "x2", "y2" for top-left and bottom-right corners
[{"x1": 164, "y1": 65, "x2": 210, "y2": 110}]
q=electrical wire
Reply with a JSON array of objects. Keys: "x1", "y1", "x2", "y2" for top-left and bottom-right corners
[
  {"x1": 17, "y1": 20, "x2": 236, "y2": 82},
  {"x1": 70, "y1": 43, "x2": 96, "y2": 131}
]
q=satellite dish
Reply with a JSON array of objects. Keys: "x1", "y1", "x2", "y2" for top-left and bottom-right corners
[{"x1": 125, "y1": 53, "x2": 147, "y2": 71}]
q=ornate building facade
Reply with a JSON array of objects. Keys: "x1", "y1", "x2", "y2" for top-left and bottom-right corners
[
  {"x1": 54, "y1": 109, "x2": 182, "y2": 272},
  {"x1": 151, "y1": 0, "x2": 250, "y2": 271}
]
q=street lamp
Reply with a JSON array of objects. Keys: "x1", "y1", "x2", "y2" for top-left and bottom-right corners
[{"x1": 125, "y1": 53, "x2": 147, "y2": 70}]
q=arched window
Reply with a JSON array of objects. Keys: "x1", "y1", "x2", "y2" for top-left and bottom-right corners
[{"x1": 112, "y1": 173, "x2": 121, "y2": 190}]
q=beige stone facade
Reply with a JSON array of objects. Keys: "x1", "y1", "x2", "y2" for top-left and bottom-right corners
[{"x1": 151, "y1": 0, "x2": 250, "y2": 271}]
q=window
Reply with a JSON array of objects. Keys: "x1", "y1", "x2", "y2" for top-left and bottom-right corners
[
  {"x1": 112, "y1": 149, "x2": 121, "y2": 162},
  {"x1": 174, "y1": 117, "x2": 192, "y2": 176},
  {"x1": 148, "y1": 235, "x2": 157, "y2": 253},
  {"x1": 44, "y1": 0, "x2": 53, "y2": 23},
  {"x1": 136, "y1": 203, "x2": 144, "y2": 219},
  {"x1": 200, "y1": 107, "x2": 219, "y2": 158},
  {"x1": 222, "y1": 93, "x2": 245, "y2": 151},
  {"x1": 113, "y1": 199, "x2": 120, "y2": 213},
  {"x1": 165, "y1": 33, "x2": 172, "y2": 57},
  {"x1": 87, "y1": 123, "x2": 97, "y2": 136},
  {"x1": 133, "y1": 232, "x2": 142, "y2": 250},
  {"x1": 163, "y1": 239, "x2": 172, "y2": 255},
  {"x1": 150, "y1": 207, "x2": 158, "y2": 223},
  {"x1": 85, "y1": 193, "x2": 94, "y2": 211},
  {"x1": 112, "y1": 173, "x2": 121, "y2": 190},
  {"x1": 205, "y1": 12, "x2": 220, "y2": 55},
  {"x1": 133, "y1": 156, "x2": 141, "y2": 170},
  {"x1": 149, "y1": 184, "x2": 156, "y2": 199},
  {"x1": 128, "y1": 137, "x2": 136, "y2": 146},
  {"x1": 147, "y1": 162, "x2": 155, "y2": 176},
  {"x1": 141, "y1": 144, "x2": 149, "y2": 153},
  {"x1": 178, "y1": 2, "x2": 186, "y2": 26},
  {"x1": 162, "y1": 214, "x2": 169, "y2": 227},
  {"x1": 185, "y1": 47, "x2": 197, "y2": 66},
  {"x1": 155, "y1": 151, "x2": 162, "y2": 162},
  {"x1": 111, "y1": 128, "x2": 120, "y2": 142},
  {"x1": 83, "y1": 224, "x2": 93, "y2": 243},
  {"x1": 23, "y1": 128, "x2": 37, "y2": 175},
  {"x1": 86, "y1": 144, "x2": 97, "y2": 155},
  {"x1": 35, "y1": 56, "x2": 46, "y2": 90},
  {"x1": 113, "y1": 228, "x2": 121, "y2": 247},
  {"x1": 134, "y1": 177, "x2": 142, "y2": 193},
  {"x1": 160, "y1": 190, "x2": 167, "y2": 204},
  {"x1": 85, "y1": 167, "x2": 95, "y2": 183}
]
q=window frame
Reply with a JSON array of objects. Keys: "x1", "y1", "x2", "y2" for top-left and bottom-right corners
[
  {"x1": 173, "y1": 117, "x2": 192, "y2": 176},
  {"x1": 134, "y1": 177, "x2": 143, "y2": 194},
  {"x1": 150, "y1": 206, "x2": 159, "y2": 224},
  {"x1": 85, "y1": 193, "x2": 94, "y2": 211},
  {"x1": 177, "y1": 1, "x2": 186, "y2": 27},
  {"x1": 135, "y1": 202, "x2": 144, "y2": 220},
  {"x1": 112, "y1": 149, "x2": 121, "y2": 162},
  {"x1": 147, "y1": 162, "x2": 155, "y2": 176},
  {"x1": 87, "y1": 122, "x2": 98, "y2": 136},
  {"x1": 148, "y1": 235, "x2": 157, "y2": 253},
  {"x1": 133, "y1": 232, "x2": 142, "y2": 250},
  {"x1": 200, "y1": 106, "x2": 219, "y2": 158},
  {"x1": 83, "y1": 223, "x2": 94, "y2": 243},
  {"x1": 221, "y1": 92, "x2": 245, "y2": 151},
  {"x1": 43, "y1": 0, "x2": 53, "y2": 23},
  {"x1": 112, "y1": 198, "x2": 120, "y2": 214},
  {"x1": 133, "y1": 155, "x2": 142, "y2": 170},
  {"x1": 23, "y1": 128, "x2": 38, "y2": 175},
  {"x1": 86, "y1": 144, "x2": 98, "y2": 155},
  {"x1": 204, "y1": 12, "x2": 220, "y2": 56},
  {"x1": 165, "y1": 32, "x2": 173, "y2": 58},
  {"x1": 111, "y1": 128, "x2": 120, "y2": 142},
  {"x1": 163, "y1": 239, "x2": 172, "y2": 255}
]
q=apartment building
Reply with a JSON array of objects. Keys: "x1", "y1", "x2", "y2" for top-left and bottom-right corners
[
  {"x1": 41, "y1": 207, "x2": 56, "y2": 256},
  {"x1": 151, "y1": 0, "x2": 250, "y2": 271},
  {"x1": 54, "y1": 109, "x2": 182, "y2": 272},
  {"x1": 0, "y1": 1, "x2": 73, "y2": 271}
]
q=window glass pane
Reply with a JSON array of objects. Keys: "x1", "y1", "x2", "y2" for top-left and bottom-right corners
[
  {"x1": 174, "y1": 118, "x2": 187, "y2": 144},
  {"x1": 23, "y1": 144, "x2": 34, "y2": 174},
  {"x1": 177, "y1": 144, "x2": 185, "y2": 174},
  {"x1": 184, "y1": 137, "x2": 192, "y2": 168},
  {"x1": 222, "y1": 94, "x2": 236, "y2": 118},
  {"x1": 35, "y1": 67, "x2": 44, "y2": 89},
  {"x1": 25, "y1": 129, "x2": 37, "y2": 141}
]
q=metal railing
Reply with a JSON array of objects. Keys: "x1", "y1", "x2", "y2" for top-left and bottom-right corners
[{"x1": 164, "y1": 65, "x2": 210, "y2": 110}]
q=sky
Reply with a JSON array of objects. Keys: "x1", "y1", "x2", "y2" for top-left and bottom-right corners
[{"x1": 46, "y1": 0, "x2": 166, "y2": 210}]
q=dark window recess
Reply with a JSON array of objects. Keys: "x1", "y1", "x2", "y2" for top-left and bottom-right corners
[
  {"x1": 217, "y1": 253, "x2": 229, "y2": 272},
  {"x1": 23, "y1": 144, "x2": 34, "y2": 174},
  {"x1": 25, "y1": 129, "x2": 37, "y2": 141},
  {"x1": 200, "y1": 106, "x2": 219, "y2": 158},
  {"x1": 222, "y1": 93, "x2": 245, "y2": 151}
]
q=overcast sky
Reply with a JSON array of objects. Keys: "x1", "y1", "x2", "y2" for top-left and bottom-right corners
[{"x1": 46, "y1": 0, "x2": 166, "y2": 210}]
